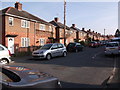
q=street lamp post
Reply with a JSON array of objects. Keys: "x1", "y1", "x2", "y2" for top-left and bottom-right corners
[
  {"x1": 104, "y1": 29, "x2": 105, "y2": 40},
  {"x1": 64, "y1": 0, "x2": 66, "y2": 46}
]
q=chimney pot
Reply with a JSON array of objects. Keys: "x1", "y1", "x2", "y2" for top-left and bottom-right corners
[
  {"x1": 72, "y1": 24, "x2": 75, "y2": 28},
  {"x1": 82, "y1": 28, "x2": 85, "y2": 31},
  {"x1": 15, "y1": 2, "x2": 22, "y2": 11},
  {"x1": 88, "y1": 29, "x2": 91, "y2": 32},
  {"x1": 54, "y1": 17, "x2": 59, "y2": 22}
]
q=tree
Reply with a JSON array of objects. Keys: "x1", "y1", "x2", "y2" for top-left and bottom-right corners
[{"x1": 115, "y1": 29, "x2": 120, "y2": 37}]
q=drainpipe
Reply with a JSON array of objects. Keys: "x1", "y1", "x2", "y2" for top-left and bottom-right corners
[{"x1": 33, "y1": 21, "x2": 36, "y2": 51}]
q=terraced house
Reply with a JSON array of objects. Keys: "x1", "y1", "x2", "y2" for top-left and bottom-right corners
[
  {"x1": 0, "y1": 2, "x2": 55, "y2": 55},
  {"x1": 50, "y1": 17, "x2": 76, "y2": 45},
  {"x1": 70, "y1": 24, "x2": 87, "y2": 42}
]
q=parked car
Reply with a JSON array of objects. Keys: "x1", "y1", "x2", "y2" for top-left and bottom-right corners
[
  {"x1": 97, "y1": 41, "x2": 102, "y2": 47},
  {"x1": 104, "y1": 41, "x2": 120, "y2": 55},
  {"x1": 32, "y1": 43, "x2": 67, "y2": 60},
  {"x1": 89, "y1": 41, "x2": 98, "y2": 48},
  {"x1": 66, "y1": 42, "x2": 84, "y2": 52},
  {"x1": 0, "y1": 44, "x2": 12, "y2": 64},
  {"x1": 0, "y1": 65, "x2": 61, "y2": 89}
]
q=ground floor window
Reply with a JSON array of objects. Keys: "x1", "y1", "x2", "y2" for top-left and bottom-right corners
[
  {"x1": 40, "y1": 38, "x2": 45, "y2": 46},
  {"x1": 21, "y1": 38, "x2": 30, "y2": 47},
  {"x1": 60, "y1": 39, "x2": 63, "y2": 43},
  {"x1": 70, "y1": 39, "x2": 73, "y2": 42}
]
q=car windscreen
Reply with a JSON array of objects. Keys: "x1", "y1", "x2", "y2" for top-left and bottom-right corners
[
  {"x1": 40, "y1": 44, "x2": 53, "y2": 50},
  {"x1": 106, "y1": 43, "x2": 119, "y2": 47},
  {"x1": 91, "y1": 42, "x2": 96, "y2": 44},
  {"x1": 0, "y1": 71, "x2": 13, "y2": 82},
  {"x1": 1, "y1": 68, "x2": 21, "y2": 82},
  {"x1": 110, "y1": 39, "x2": 120, "y2": 43},
  {"x1": 68, "y1": 43, "x2": 75, "y2": 47}
]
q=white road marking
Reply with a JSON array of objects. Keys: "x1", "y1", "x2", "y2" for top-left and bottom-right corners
[
  {"x1": 92, "y1": 52, "x2": 102, "y2": 59},
  {"x1": 107, "y1": 57, "x2": 118, "y2": 84}
]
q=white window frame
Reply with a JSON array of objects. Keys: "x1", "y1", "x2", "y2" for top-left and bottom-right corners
[
  {"x1": 9, "y1": 17, "x2": 14, "y2": 26},
  {"x1": 49, "y1": 26, "x2": 52, "y2": 32},
  {"x1": 40, "y1": 38, "x2": 45, "y2": 46},
  {"x1": 21, "y1": 37, "x2": 30, "y2": 47},
  {"x1": 21, "y1": 20, "x2": 30, "y2": 28},
  {"x1": 39, "y1": 24, "x2": 46, "y2": 30},
  {"x1": 21, "y1": 20, "x2": 26, "y2": 28},
  {"x1": 26, "y1": 21, "x2": 30, "y2": 28},
  {"x1": 60, "y1": 39, "x2": 63, "y2": 43}
]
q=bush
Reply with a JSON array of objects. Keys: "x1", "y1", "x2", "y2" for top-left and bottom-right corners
[{"x1": 80, "y1": 41, "x2": 85, "y2": 46}]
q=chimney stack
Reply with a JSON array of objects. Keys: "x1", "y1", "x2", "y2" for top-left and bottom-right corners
[
  {"x1": 82, "y1": 28, "x2": 85, "y2": 31},
  {"x1": 54, "y1": 17, "x2": 59, "y2": 22},
  {"x1": 88, "y1": 29, "x2": 91, "y2": 32},
  {"x1": 15, "y1": 2, "x2": 22, "y2": 11},
  {"x1": 72, "y1": 24, "x2": 75, "y2": 28}
]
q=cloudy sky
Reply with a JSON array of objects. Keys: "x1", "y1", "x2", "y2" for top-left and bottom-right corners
[{"x1": 1, "y1": 0, "x2": 119, "y2": 35}]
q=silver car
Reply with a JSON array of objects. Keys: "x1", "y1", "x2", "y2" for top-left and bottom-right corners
[
  {"x1": 104, "y1": 41, "x2": 120, "y2": 55},
  {"x1": 32, "y1": 43, "x2": 67, "y2": 60}
]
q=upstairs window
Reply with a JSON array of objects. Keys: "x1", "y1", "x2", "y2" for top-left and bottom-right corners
[
  {"x1": 39, "y1": 24, "x2": 45, "y2": 30},
  {"x1": 49, "y1": 26, "x2": 52, "y2": 32},
  {"x1": 9, "y1": 17, "x2": 14, "y2": 26},
  {"x1": 21, "y1": 20, "x2": 30, "y2": 28}
]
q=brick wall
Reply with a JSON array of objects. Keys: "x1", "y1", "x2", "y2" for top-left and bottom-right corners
[
  {"x1": 0, "y1": 15, "x2": 2, "y2": 44},
  {"x1": 5, "y1": 15, "x2": 55, "y2": 53}
]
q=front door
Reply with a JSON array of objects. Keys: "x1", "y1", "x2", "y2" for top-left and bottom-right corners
[{"x1": 8, "y1": 37, "x2": 14, "y2": 54}]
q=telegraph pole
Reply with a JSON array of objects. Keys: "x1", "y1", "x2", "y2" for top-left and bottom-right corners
[
  {"x1": 64, "y1": 0, "x2": 66, "y2": 46},
  {"x1": 104, "y1": 29, "x2": 105, "y2": 40}
]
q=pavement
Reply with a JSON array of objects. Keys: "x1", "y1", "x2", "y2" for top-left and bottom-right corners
[{"x1": 106, "y1": 55, "x2": 120, "y2": 88}]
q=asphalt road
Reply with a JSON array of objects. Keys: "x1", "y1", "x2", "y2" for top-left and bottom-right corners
[{"x1": 10, "y1": 46, "x2": 115, "y2": 88}]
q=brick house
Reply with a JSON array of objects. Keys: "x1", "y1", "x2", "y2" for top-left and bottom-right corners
[
  {"x1": 50, "y1": 17, "x2": 73, "y2": 45},
  {"x1": 67, "y1": 24, "x2": 77, "y2": 43},
  {"x1": 70, "y1": 24, "x2": 87, "y2": 42},
  {"x1": 0, "y1": 2, "x2": 55, "y2": 55},
  {"x1": 86, "y1": 29, "x2": 105, "y2": 41}
]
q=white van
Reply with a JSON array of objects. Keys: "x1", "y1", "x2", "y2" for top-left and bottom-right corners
[{"x1": 0, "y1": 44, "x2": 12, "y2": 64}]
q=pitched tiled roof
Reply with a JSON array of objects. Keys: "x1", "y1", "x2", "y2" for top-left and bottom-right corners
[
  {"x1": 70, "y1": 27, "x2": 80, "y2": 31},
  {"x1": 0, "y1": 7, "x2": 50, "y2": 25},
  {"x1": 50, "y1": 20, "x2": 70, "y2": 30}
]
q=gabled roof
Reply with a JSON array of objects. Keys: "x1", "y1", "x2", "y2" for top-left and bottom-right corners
[
  {"x1": 70, "y1": 27, "x2": 80, "y2": 31},
  {"x1": 0, "y1": 7, "x2": 50, "y2": 25},
  {"x1": 50, "y1": 20, "x2": 70, "y2": 30}
]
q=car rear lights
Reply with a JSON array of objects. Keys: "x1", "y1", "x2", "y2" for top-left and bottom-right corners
[
  {"x1": 119, "y1": 46, "x2": 120, "y2": 50},
  {"x1": 8, "y1": 50, "x2": 12, "y2": 56}
]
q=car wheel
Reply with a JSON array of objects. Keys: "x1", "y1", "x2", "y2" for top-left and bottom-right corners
[
  {"x1": 0, "y1": 59, "x2": 8, "y2": 64},
  {"x1": 46, "y1": 54, "x2": 51, "y2": 60},
  {"x1": 63, "y1": 52, "x2": 67, "y2": 57}
]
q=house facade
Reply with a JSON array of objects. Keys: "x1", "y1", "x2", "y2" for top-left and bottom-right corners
[
  {"x1": 70, "y1": 24, "x2": 87, "y2": 42},
  {"x1": 0, "y1": 2, "x2": 55, "y2": 54},
  {"x1": 0, "y1": 2, "x2": 109, "y2": 55},
  {"x1": 50, "y1": 17, "x2": 74, "y2": 45}
]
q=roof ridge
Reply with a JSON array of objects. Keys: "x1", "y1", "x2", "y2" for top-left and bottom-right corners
[
  {"x1": 6, "y1": 7, "x2": 15, "y2": 13},
  {"x1": 2, "y1": 7, "x2": 49, "y2": 25}
]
